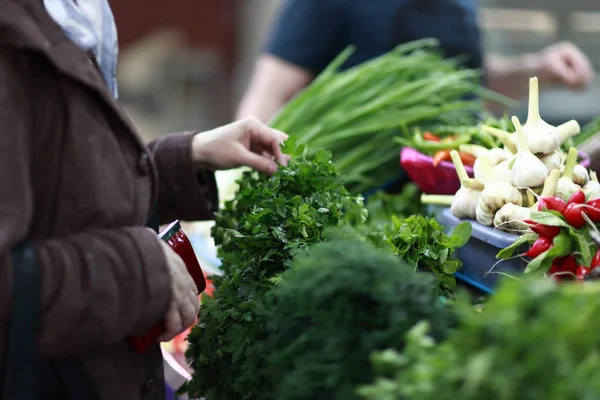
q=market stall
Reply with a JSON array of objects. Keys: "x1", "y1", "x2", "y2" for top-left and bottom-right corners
[{"x1": 161, "y1": 40, "x2": 600, "y2": 399}]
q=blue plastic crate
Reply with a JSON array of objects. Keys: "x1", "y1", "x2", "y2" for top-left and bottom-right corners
[{"x1": 438, "y1": 207, "x2": 529, "y2": 293}]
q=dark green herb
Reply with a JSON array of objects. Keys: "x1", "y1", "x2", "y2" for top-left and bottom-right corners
[
  {"x1": 182, "y1": 139, "x2": 366, "y2": 400},
  {"x1": 360, "y1": 278, "x2": 600, "y2": 400},
  {"x1": 259, "y1": 237, "x2": 457, "y2": 400}
]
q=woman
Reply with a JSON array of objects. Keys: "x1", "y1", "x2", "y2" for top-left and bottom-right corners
[{"x1": 0, "y1": 0, "x2": 288, "y2": 399}]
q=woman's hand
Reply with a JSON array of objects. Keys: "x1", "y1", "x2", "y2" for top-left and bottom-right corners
[
  {"x1": 191, "y1": 117, "x2": 290, "y2": 175},
  {"x1": 156, "y1": 238, "x2": 200, "y2": 342}
]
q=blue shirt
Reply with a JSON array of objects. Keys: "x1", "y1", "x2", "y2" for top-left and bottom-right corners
[{"x1": 265, "y1": 0, "x2": 483, "y2": 74}]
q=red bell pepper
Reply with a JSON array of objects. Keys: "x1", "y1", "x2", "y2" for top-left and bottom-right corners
[
  {"x1": 564, "y1": 203, "x2": 587, "y2": 228},
  {"x1": 524, "y1": 237, "x2": 553, "y2": 258},
  {"x1": 586, "y1": 198, "x2": 600, "y2": 222},
  {"x1": 524, "y1": 220, "x2": 561, "y2": 239},
  {"x1": 538, "y1": 196, "x2": 567, "y2": 215},
  {"x1": 568, "y1": 190, "x2": 585, "y2": 205}
]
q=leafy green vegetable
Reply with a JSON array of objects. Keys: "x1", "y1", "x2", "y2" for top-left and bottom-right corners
[
  {"x1": 524, "y1": 232, "x2": 573, "y2": 273},
  {"x1": 259, "y1": 237, "x2": 457, "y2": 400},
  {"x1": 360, "y1": 278, "x2": 600, "y2": 400},
  {"x1": 269, "y1": 39, "x2": 514, "y2": 194},
  {"x1": 375, "y1": 215, "x2": 472, "y2": 295},
  {"x1": 182, "y1": 140, "x2": 366, "y2": 400},
  {"x1": 495, "y1": 233, "x2": 537, "y2": 260},
  {"x1": 574, "y1": 115, "x2": 600, "y2": 147}
]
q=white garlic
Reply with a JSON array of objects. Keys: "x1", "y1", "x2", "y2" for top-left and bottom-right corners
[
  {"x1": 584, "y1": 171, "x2": 600, "y2": 200},
  {"x1": 573, "y1": 164, "x2": 590, "y2": 186},
  {"x1": 539, "y1": 151, "x2": 562, "y2": 173},
  {"x1": 510, "y1": 116, "x2": 549, "y2": 188},
  {"x1": 492, "y1": 160, "x2": 513, "y2": 183},
  {"x1": 475, "y1": 155, "x2": 522, "y2": 226},
  {"x1": 556, "y1": 147, "x2": 582, "y2": 201},
  {"x1": 520, "y1": 77, "x2": 561, "y2": 154}
]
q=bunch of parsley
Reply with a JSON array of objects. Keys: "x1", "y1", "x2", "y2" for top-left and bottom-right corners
[
  {"x1": 182, "y1": 140, "x2": 366, "y2": 400},
  {"x1": 368, "y1": 215, "x2": 472, "y2": 295}
]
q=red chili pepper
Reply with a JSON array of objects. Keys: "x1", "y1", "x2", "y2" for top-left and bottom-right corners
[
  {"x1": 586, "y1": 199, "x2": 600, "y2": 222},
  {"x1": 592, "y1": 249, "x2": 600, "y2": 268},
  {"x1": 568, "y1": 190, "x2": 585, "y2": 205},
  {"x1": 432, "y1": 149, "x2": 452, "y2": 167},
  {"x1": 458, "y1": 152, "x2": 476, "y2": 167},
  {"x1": 560, "y1": 254, "x2": 578, "y2": 273},
  {"x1": 576, "y1": 265, "x2": 591, "y2": 281},
  {"x1": 538, "y1": 196, "x2": 567, "y2": 215},
  {"x1": 423, "y1": 132, "x2": 440, "y2": 142},
  {"x1": 563, "y1": 203, "x2": 587, "y2": 228},
  {"x1": 524, "y1": 237, "x2": 553, "y2": 258},
  {"x1": 524, "y1": 220, "x2": 561, "y2": 239}
]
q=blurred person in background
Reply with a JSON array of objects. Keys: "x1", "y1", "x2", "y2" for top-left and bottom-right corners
[
  {"x1": 0, "y1": 0, "x2": 288, "y2": 399},
  {"x1": 238, "y1": 0, "x2": 595, "y2": 122}
]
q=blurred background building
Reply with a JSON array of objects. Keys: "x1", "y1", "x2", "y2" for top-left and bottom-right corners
[{"x1": 112, "y1": 0, "x2": 600, "y2": 141}]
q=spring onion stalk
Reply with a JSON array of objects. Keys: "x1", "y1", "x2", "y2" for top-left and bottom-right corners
[{"x1": 269, "y1": 39, "x2": 513, "y2": 194}]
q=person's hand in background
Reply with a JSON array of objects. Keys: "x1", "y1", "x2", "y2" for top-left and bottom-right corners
[
  {"x1": 535, "y1": 41, "x2": 595, "y2": 90},
  {"x1": 192, "y1": 117, "x2": 290, "y2": 175}
]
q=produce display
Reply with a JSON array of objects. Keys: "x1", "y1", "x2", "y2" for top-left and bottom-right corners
[
  {"x1": 496, "y1": 187, "x2": 600, "y2": 280},
  {"x1": 269, "y1": 38, "x2": 513, "y2": 194},
  {"x1": 422, "y1": 77, "x2": 594, "y2": 236},
  {"x1": 175, "y1": 41, "x2": 600, "y2": 399}
]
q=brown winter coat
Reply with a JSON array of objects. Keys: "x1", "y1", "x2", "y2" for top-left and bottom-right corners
[{"x1": 0, "y1": 0, "x2": 218, "y2": 398}]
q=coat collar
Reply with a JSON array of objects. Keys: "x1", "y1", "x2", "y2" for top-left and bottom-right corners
[{"x1": 0, "y1": 0, "x2": 144, "y2": 151}]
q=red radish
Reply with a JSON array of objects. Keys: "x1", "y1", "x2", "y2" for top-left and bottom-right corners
[
  {"x1": 561, "y1": 254, "x2": 578, "y2": 273},
  {"x1": 592, "y1": 249, "x2": 600, "y2": 268},
  {"x1": 586, "y1": 198, "x2": 600, "y2": 222},
  {"x1": 524, "y1": 237, "x2": 553, "y2": 258},
  {"x1": 568, "y1": 190, "x2": 585, "y2": 205},
  {"x1": 524, "y1": 219, "x2": 561, "y2": 239},
  {"x1": 576, "y1": 266, "x2": 590, "y2": 281},
  {"x1": 564, "y1": 203, "x2": 587, "y2": 228},
  {"x1": 538, "y1": 196, "x2": 567, "y2": 215}
]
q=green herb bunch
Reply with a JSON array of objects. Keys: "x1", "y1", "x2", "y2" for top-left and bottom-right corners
[
  {"x1": 182, "y1": 140, "x2": 367, "y2": 400},
  {"x1": 259, "y1": 237, "x2": 457, "y2": 400},
  {"x1": 370, "y1": 215, "x2": 471, "y2": 295},
  {"x1": 360, "y1": 278, "x2": 600, "y2": 400}
]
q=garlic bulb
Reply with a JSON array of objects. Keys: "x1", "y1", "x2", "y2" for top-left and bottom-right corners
[
  {"x1": 492, "y1": 160, "x2": 512, "y2": 183},
  {"x1": 450, "y1": 150, "x2": 480, "y2": 219},
  {"x1": 540, "y1": 151, "x2": 562, "y2": 172},
  {"x1": 467, "y1": 145, "x2": 512, "y2": 180},
  {"x1": 556, "y1": 147, "x2": 582, "y2": 201},
  {"x1": 556, "y1": 119, "x2": 581, "y2": 144},
  {"x1": 494, "y1": 169, "x2": 561, "y2": 233},
  {"x1": 520, "y1": 77, "x2": 561, "y2": 154},
  {"x1": 573, "y1": 164, "x2": 590, "y2": 186},
  {"x1": 510, "y1": 116, "x2": 549, "y2": 188},
  {"x1": 584, "y1": 171, "x2": 600, "y2": 200},
  {"x1": 475, "y1": 155, "x2": 522, "y2": 226},
  {"x1": 493, "y1": 203, "x2": 531, "y2": 233}
]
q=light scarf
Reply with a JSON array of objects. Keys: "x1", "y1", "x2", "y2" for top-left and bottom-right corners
[{"x1": 43, "y1": 0, "x2": 119, "y2": 98}]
